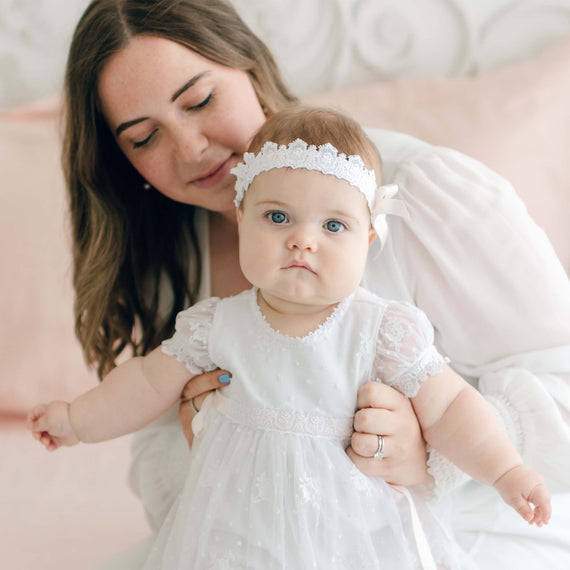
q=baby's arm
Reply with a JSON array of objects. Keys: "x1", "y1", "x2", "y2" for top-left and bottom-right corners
[
  {"x1": 411, "y1": 365, "x2": 551, "y2": 525},
  {"x1": 27, "y1": 347, "x2": 193, "y2": 450}
]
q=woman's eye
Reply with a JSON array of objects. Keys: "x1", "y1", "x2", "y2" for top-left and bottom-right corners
[
  {"x1": 268, "y1": 211, "x2": 288, "y2": 224},
  {"x1": 133, "y1": 130, "x2": 157, "y2": 149},
  {"x1": 325, "y1": 220, "x2": 346, "y2": 233},
  {"x1": 190, "y1": 93, "x2": 213, "y2": 110}
]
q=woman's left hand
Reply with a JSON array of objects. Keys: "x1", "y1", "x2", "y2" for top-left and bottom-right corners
[{"x1": 346, "y1": 382, "x2": 433, "y2": 486}]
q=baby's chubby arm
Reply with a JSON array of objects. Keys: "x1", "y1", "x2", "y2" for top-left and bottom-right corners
[
  {"x1": 27, "y1": 348, "x2": 193, "y2": 450},
  {"x1": 411, "y1": 365, "x2": 551, "y2": 525}
]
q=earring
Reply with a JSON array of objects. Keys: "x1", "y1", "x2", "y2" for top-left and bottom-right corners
[{"x1": 143, "y1": 182, "x2": 151, "y2": 190}]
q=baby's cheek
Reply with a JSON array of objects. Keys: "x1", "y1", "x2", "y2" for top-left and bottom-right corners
[
  {"x1": 338, "y1": 252, "x2": 367, "y2": 293},
  {"x1": 238, "y1": 245, "x2": 266, "y2": 287}
]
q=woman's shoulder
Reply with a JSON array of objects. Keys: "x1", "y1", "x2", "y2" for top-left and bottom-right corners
[
  {"x1": 364, "y1": 128, "x2": 430, "y2": 159},
  {"x1": 363, "y1": 128, "x2": 432, "y2": 181},
  {"x1": 364, "y1": 127, "x2": 500, "y2": 186}
]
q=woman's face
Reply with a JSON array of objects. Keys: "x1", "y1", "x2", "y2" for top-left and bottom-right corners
[{"x1": 97, "y1": 35, "x2": 267, "y2": 215}]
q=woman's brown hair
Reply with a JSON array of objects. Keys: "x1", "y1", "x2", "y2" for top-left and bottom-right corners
[{"x1": 63, "y1": 0, "x2": 297, "y2": 378}]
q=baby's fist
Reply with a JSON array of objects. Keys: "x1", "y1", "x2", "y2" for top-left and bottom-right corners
[
  {"x1": 494, "y1": 465, "x2": 551, "y2": 526},
  {"x1": 26, "y1": 401, "x2": 79, "y2": 451}
]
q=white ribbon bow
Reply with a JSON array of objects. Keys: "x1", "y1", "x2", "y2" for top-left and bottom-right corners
[
  {"x1": 371, "y1": 183, "x2": 409, "y2": 245},
  {"x1": 373, "y1": 183, "x2": 410, "y2": 219}
]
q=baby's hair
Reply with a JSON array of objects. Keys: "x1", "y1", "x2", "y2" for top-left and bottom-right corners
[{"x1": 248, "y1": 105, "x2": 383, "y2": 182}]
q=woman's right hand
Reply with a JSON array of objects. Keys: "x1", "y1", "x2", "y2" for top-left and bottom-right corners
[
  {"x1": 178, "y1": 370, "x2": 231, "y2": 448},
  {"x1": 347, "y1": 382, "x2": 432, "y2": 487}
]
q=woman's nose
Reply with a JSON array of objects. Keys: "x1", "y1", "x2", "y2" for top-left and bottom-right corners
[
  {"x1": 173, "y1": 125, "x2": 208, "y2": 164},
  {"x1": 286, "y1": 226, "x2": 318, "y2": 252}
]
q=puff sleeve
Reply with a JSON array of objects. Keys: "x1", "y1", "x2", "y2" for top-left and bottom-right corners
[
  {"x1": 373, "y1": 301, "x2": 448, "y2": 398},
  {"x1": 161, "y1": 297, "x2": 219, "y2": 375}
]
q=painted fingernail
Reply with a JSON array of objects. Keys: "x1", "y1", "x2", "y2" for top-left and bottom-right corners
[{"x1": 219, "y1": 373, "x2": 231, "y2": 384}]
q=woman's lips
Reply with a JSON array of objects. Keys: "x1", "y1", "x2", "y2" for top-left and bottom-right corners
[{"x1": 190, "y1": 156, "x2": 234, "y2": 189}]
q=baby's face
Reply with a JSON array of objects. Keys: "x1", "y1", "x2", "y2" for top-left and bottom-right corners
[{"x1": 237, "y1": 168, "x2": 374, "y2": 309}]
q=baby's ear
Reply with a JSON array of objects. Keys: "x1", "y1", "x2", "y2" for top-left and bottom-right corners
[
  {"x1": 368, "y1": 227, "x2": 377, "y2": 246},
  {"x1": 236, "y1": 207, "x2": 243, "y2": 223}
]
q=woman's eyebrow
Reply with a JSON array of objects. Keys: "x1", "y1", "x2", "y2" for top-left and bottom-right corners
[
  {"x1": 115, "y1": 71, "x2": 211, "y2": 137},
  {"x1": 116, "y1": 117, "x2": 148, "y2": 137},
  {"x1": 171, "y1": 71, "x2": 211, "y2": 102}
]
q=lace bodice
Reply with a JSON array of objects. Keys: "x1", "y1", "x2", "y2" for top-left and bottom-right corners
[{"x1": 162, "y1": 287, "x2": 446, "y2": 408}]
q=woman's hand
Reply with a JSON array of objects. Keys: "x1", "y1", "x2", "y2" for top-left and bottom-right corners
[
  {"x1": 346, "y1": 382, "x2": 433, "y2": 486},
  {"x1": 178, "y1": 370, "x2": 231, "y2": 448}
]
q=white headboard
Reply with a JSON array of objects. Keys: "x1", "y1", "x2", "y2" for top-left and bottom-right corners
[
  {"x1": 1, "y1": 0, "x2": 570, "y2": 109},
  {"x1": 233, "y1": 0, "x2": 570, "y2": 95}
]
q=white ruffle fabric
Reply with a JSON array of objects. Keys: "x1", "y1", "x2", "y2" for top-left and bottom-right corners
[
  {"x1": 144, "y1": 400, "x2": 462, "y2": 570},
  {"x1": 125, "y1": 129, "x2": 570, "y2": 569}
]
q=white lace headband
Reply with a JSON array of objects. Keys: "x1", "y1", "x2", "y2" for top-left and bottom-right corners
[{"x1": 230, "y1": 139, "x2": 409, "y2": 243}]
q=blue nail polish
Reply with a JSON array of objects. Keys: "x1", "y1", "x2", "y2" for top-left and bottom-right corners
[{"x1": 219, "y1": 373, "x2": 231, "y2": 384}]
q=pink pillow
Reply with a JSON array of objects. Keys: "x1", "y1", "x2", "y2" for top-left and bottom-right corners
[
  {"x1": 307, "y1": 36, "x2": 570, "y2": 273},
  {"x1": 0, "y1": 118, "x2": 98, "y2": 414}
]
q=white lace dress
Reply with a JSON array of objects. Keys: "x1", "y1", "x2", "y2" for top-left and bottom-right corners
[{"x1": 142, "y1": 287, "x2": 470, "y2": 570}]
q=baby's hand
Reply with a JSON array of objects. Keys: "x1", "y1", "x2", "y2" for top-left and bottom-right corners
[
  {"x1": 26, "y1": 401, "x2": 79, "y2": 451},
  {"x1": 494, "y1": 464, "x2": 551, "y2": 526}
]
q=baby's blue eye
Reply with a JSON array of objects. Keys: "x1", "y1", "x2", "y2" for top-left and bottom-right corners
[
  {"x1": 325, "y1": 220, "x2": 345, "y2": 233},
  {"x1": 269, "y1": 211, "x2": 288, "y2": 224}
]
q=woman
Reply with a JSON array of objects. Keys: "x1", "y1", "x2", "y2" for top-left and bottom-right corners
[{"x1": 62, "y1": 1, "x2": 570, "y2": 568}]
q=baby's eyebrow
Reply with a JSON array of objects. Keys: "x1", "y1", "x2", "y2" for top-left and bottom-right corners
[
  {"x1": 327, "y1": 208, "x2": 355, "y2": 219},
  {"x1": 256, "y1": 200, "x2": 288, "y2": 207}
]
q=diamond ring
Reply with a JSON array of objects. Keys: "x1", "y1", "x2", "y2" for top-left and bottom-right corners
[{"x1": 373, "y1": 434, "x2": 384, "y2": 460}]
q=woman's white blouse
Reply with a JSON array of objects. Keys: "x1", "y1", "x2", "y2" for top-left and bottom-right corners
[{"x1": 128, "y1": 129, "x2": 570, "y2": 532}]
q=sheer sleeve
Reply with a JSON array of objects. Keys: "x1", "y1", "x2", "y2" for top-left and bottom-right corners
[
  {"x1": 161, "y1": 297, "x2": 219, "y2": 375},
  {"x1": 374, "y1": 301, "x2": 448, "y2": 398},
  {"x1": 363, "y1": 130, "x2": 570, "y2": 494}
]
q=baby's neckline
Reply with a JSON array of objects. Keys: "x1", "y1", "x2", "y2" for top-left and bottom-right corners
[{"x1": 250, "y1": 287, "x2": 354, "y2": 342}]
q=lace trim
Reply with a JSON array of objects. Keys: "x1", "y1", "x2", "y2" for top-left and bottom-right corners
[
  {"x1": 231, "y1": 139, "x2": 378, "y2": 211},
  {"x1": 250, "y1": 287, "x2": 354, "y2": 345},
  {"x1": 482, "y1": 392, "x2": 524, "y2": 454},
  {"x1": 389, "y1": 346, "x2": 448, "y2": 398},
  {"x1": 211, "y1": 391, "x2": 353, "y2": 439},
  {"x1": 426, "y1": 444, "x2": 469, "y2": 499}
]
